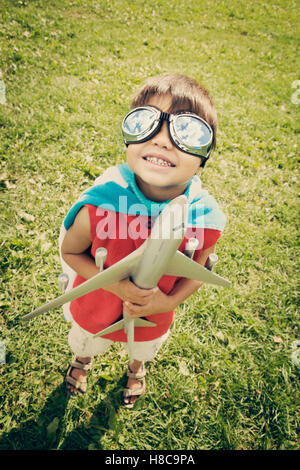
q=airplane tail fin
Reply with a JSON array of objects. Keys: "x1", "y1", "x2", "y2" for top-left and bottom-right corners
[{"x1": 93, "y1": 317, "x2": 156, "y2": 338}]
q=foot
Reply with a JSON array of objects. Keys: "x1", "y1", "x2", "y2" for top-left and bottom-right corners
[
  {"x1": 65, "y1": 356, "x2": 92, "y2": 395},
  {"x1": 123, "y1": 360, "x2": 146, "y2": 408}
]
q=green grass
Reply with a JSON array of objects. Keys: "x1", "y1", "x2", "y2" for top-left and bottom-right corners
[{"x1": 0, "y1": 0, "x2": 299, "y2": 450}]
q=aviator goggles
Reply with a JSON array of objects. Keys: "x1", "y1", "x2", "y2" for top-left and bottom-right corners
[{"x1": 122, "y1": 105, "x2": 214, "y2": 165}]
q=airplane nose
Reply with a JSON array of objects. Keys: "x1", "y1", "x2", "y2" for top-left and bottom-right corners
[{"x1": 168, "y1": 195, "x2": 188, "y2": 239}]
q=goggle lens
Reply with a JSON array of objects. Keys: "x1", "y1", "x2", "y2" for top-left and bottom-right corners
[
  {"x1": 173, "y1": 115, "x2": 212, "y2": 149},
  {"x1": 123, "y1": 107, "x2": 158, "y2": 137}
]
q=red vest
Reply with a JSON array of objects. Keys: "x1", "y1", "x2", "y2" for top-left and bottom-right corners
[{"x1": 70, "y1": 205, "x2": 221, "y2": 341}]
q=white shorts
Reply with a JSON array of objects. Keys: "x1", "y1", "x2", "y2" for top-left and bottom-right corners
[{"x1": 68, "y1": 321, "x2": 170, "y2": 362}]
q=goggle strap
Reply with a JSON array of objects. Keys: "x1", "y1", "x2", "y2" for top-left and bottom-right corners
[{"x1": 159, "y1": 111, "x2": 170, "y2": 122}]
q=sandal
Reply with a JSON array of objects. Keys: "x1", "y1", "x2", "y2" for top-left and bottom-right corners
[
  {"x1": 123, "y1": 362, "x2": 146, "y2": 409},
  {"x1": 65, "y1": 357, "x2": 93, "y2": 396}
]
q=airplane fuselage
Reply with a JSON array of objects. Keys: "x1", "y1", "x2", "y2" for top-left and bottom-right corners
[{"x1": 132, "y1": 236, "x2": 184, "y2": 289}]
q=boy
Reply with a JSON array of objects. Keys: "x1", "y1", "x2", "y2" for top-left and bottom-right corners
[{"x1": 61, "y1": 74, "x2": 226, "y2": 407}]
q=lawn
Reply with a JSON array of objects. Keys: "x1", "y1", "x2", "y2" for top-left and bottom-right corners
[{"x1": 0, "y1": 0, "x2": 299, "y2": 450}]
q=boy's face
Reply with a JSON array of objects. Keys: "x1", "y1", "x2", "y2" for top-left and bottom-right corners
[{"x1": 126, "y1": 94, "x2": 201, "y2": 201}]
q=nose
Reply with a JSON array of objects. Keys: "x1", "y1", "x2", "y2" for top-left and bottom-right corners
[{"x1": 151, "y1": 121, "x2": 173, "y2": 149}]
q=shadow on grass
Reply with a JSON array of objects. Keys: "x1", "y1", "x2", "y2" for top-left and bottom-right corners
[
  {"x1": 0, "y1": 372, "x2": 127, "y2": 450},
  {"x1": 0, "y1": 381, "x2": 69, "y2": 450},
  {"x1": 59, "y1": 374, "x2": 126, "y2": 450}
]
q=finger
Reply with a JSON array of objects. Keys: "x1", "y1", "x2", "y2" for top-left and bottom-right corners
[
  {"x1": 123, "y1": 305, "x2": 137, "y2": 318},
  {"x1": 124, "y1": 296, "x2": 148, "y2": 306},
  {"x1": 132, "y1": 285, "x2": 158, "y2": 297},
  {"x1": 125, "y1": 292, "x2": 154, "y2": 304},
  {"x1": 124, "y1": 309, "x2": 139, "y2": 319},
  {"x1": 124, "y1": 301, "x2": 144, "y2": 317}
]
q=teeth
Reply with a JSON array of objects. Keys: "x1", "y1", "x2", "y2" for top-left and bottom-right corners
[{"x1": 145, "y1": 156, "x2": 173, "y2": 167}]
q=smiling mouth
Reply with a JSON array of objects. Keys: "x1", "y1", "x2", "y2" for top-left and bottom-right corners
[{"x1": 143, "y1": 155, "x2": 175, "y2": 168}]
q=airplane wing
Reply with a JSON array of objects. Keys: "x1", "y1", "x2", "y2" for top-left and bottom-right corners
[
  {"x1": 165, "y1": 250, "x2": 230, "y2": 287},
  {"x1": 22, "y1": 245, "x2": 145, "y2": 321}
]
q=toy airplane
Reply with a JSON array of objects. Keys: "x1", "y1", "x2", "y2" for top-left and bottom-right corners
[{"x1": 22, "y1": 195, "x2": 230, "y2": 361}]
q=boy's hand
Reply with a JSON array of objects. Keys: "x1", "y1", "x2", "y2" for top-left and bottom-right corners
[
  {"x1": 105, "y1": 278, "x2": 173, "y2": 317},
  {"x1": 106, "y1": 278, "x2": 158, "y2": 306},
  {"x1": 123, "y1": 284, "x2": 174, "y2": 318}
]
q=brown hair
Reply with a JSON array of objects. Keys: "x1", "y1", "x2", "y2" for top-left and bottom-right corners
[{"x1": 131, "y1": 73, "x2": 217, "y2": 155}]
